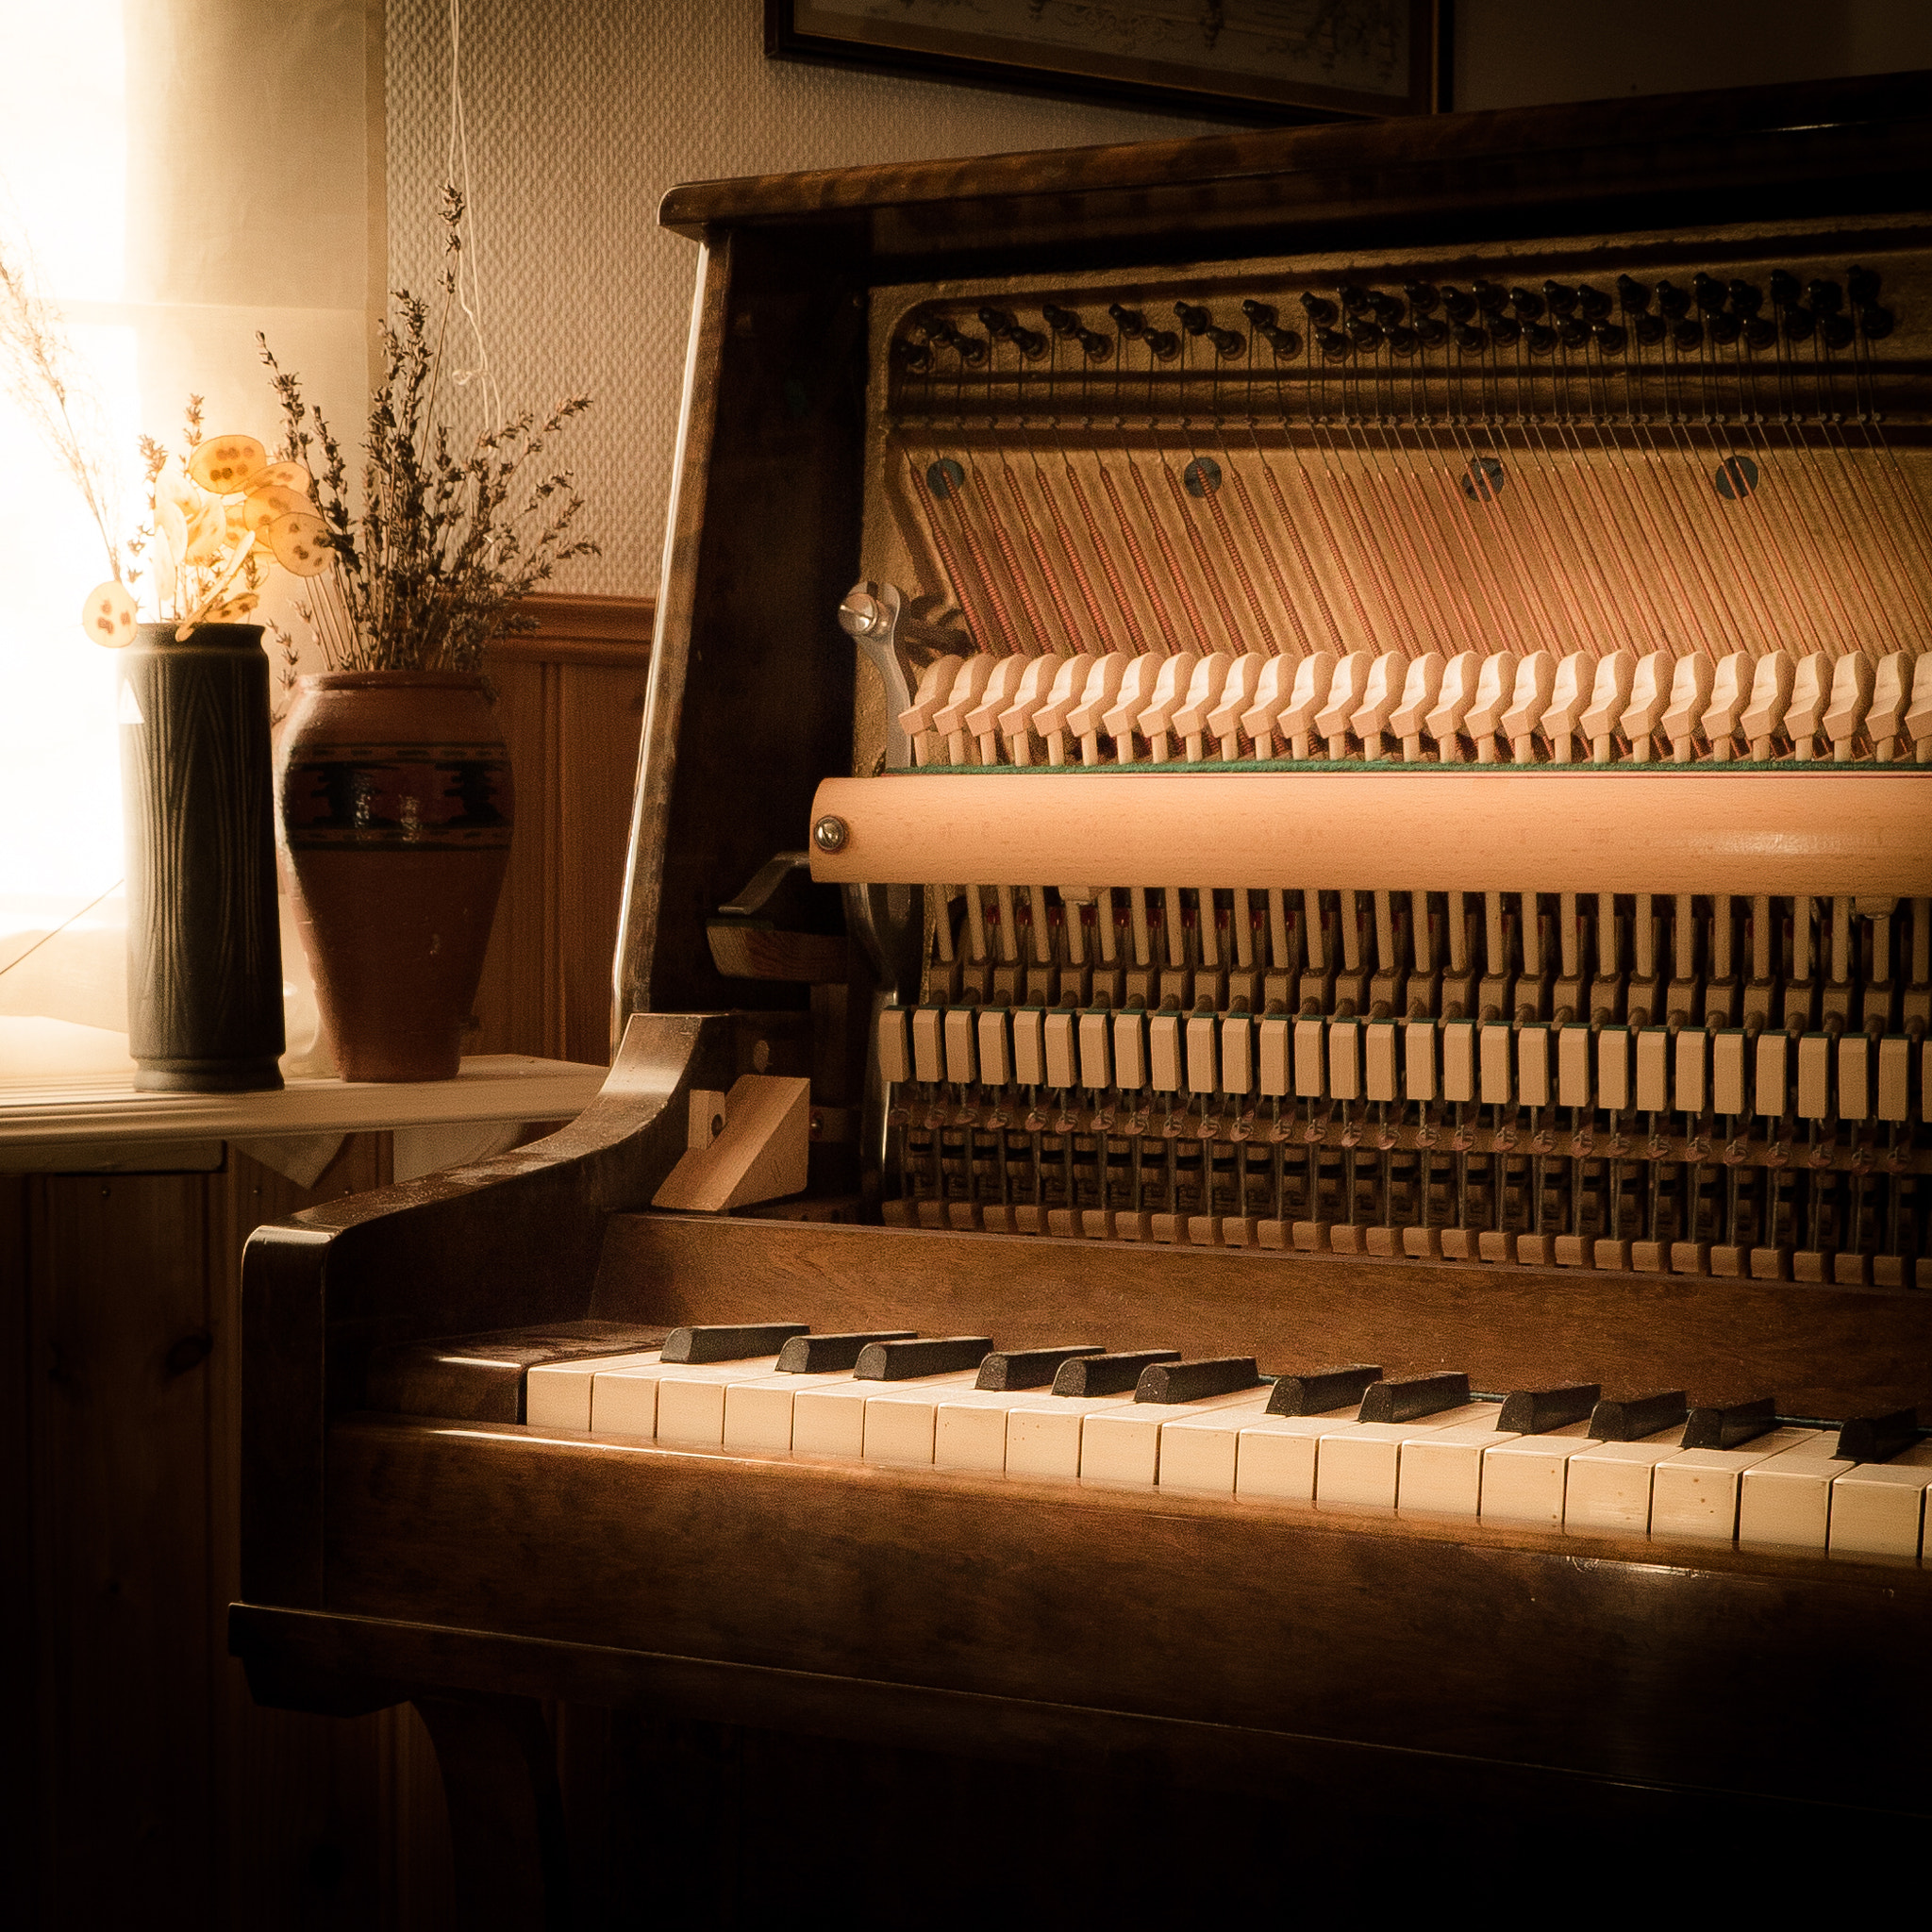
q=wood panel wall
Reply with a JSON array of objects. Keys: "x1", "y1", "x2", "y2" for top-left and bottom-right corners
[
  {"x1": 6, "y1": 593, "x2": 650, "y2": 1927},
  {"x1": 475, "y1": 594, "x2": 656, "y2": 1067}
]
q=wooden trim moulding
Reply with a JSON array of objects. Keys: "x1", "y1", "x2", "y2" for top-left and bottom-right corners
[{"x1": 493, "y1": 593, "x2": 655, "y2": 668}]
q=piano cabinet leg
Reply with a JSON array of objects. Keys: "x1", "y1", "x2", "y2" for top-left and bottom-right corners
[{"x1": 414, "y1": 1693, "x2": 571, "y2": 1931}]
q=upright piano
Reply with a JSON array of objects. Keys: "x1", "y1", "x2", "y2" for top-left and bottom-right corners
[{"x1": 235, "y1": 77, "x2": 1932, "y2": 1923}]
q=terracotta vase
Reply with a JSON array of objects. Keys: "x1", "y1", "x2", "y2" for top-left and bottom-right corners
[
  {"x1": 119, "y1": 621, "x2": 285, "y2": 1091},
  {"x1": 275, "y1": 672, "x2": 513, "y2": 1082}
]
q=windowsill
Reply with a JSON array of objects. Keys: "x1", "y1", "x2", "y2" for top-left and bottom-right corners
[{"x1": 0, "y1": 1054, "x2": 608, "y2": 1151}]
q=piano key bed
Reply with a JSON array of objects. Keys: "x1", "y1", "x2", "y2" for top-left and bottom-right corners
[{"x1": 485, "y1": 1323, "x2": 1932, "y2": 1563}]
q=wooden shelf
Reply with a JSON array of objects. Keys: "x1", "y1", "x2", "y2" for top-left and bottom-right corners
[{"x1": 0, "y1": 1054, "x2": 608, "y2": 1150}]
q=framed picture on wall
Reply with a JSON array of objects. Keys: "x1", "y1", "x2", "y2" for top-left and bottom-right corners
[{"x1": 765, "y1": 1, "x2": 1445, "y2": 125}]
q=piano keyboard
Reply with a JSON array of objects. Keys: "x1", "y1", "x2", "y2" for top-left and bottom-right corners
[{"x1": 524, "y1": 1324, "x2": 1931, "y2": 1563}]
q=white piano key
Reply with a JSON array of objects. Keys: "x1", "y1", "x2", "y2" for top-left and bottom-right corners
[
  {"x1": 1328, "y1": 1018, "x2": 1361, "y2": 1102},
  {"x1": 1441, "y1": 1021, "x2": 1475, "y2": 1104},
  {"x1": 877, "y1": 1008, "x2": 912, "y2": 1085},
  {"x1": 1080, "y1": 1389, "x2": 1274, "y2": 1487},
  {"x1": 525, "y1": 1349, "x2": 662, "y2": 1431},
  {"x1": 1647, "y1": 1427, "x2": 1822, "y2": 1541},
  {"x1": 1078, "y1": 1010, "x2": 1113, "y2": 1090},
  {"x1": 1003, "y1": 1393, "x2": 1137, "y2": 1480},
  {"x1": 589, "y1": 1358, "x2": 675, "y2": 1437},
  {"x1": 1011, "y1": 1008, "x2": 1046, "y2": 1085},
  {"x1": 1397, "y1": 1416, "x2": 1523, "y2": 1517},
  {"x1": 654, "y1": 1357, "x2": 790, "y2": 1446},
  {"x1": 1149, "y1": 1013, "x2": 1184, "y2": 1092},
  {"x1": 1221, "y1": 1014, "x2": 1256, "y2": 1096},
  {"x1": 1187, "y1": 1013, "x2": 1219, "y2": 1095},
  {"x1": 1403, "y1": 1019, "x2": 1437, "y2": 1104},
  {"x1": 1365, "y1": 1022, "x2": 1399, "y2": 1102},
  {"x1": 911, "y1": 1006, "x2": 945, "y2": 1084},
  {"x1": 943, "y1": 1008, "x2": 978, "y2": 1084},
  {"x1": 1674, "y1": 1028, "x2": 1708, "y2": 1116},
  {"x1": 863, "y1": 1376, "x2": 1003, "y2": 1467},
  {"x1": 1476, "y1": 1420, "x2": 1595, "y2": 1526},
  {"x1": 792, "y1": 1369, "x2": 982, "y2": 1460},
  {"x1": 1257, "y1": 1015, "x2": 1291, "y2": 1097},
  {"x1": 1158, "y1": 1393, "x2": 1290, "y2": 1495},
  {"x1": 1827, "y1": 1443, "x2": 1932, "y2": 1559},
  {"x1": 931, "y1": 1389, "x2": 1043, "y2": 1473},
  {"x1": 1234, "y1": 1409, "x2": 1363, "y2": 1503},
  {"x1": 1561, "y1": 1429, "x2": 1690, "y2": 1534},
  {"x1": 1557, "y1": 1024, "x2": 1591, "y2": 1107},
  {"x1": 723, "y1": 1369, "x2": 858, "y2": 1453},
  {"x1": 1113, "y1": 1009, "x2": 1148, "y2": 1090},
  {"x1": 1738, "y1": 1441, "x2": 1857, "y2": 1552},
  {"x1": 1043, "y1": 1010, "x2": 1077, "y2": 1089},
  {"x1": 1315, "y1": 1403, "x2": 1498, "y2": 1510},
  {"x1": 977, "y1": 1008, "x2": 1013, "y2": 1085}
]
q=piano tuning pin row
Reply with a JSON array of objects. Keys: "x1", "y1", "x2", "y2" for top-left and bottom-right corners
[{"x1": 889, "y1": 262, "x2": 1898, "y2": 377}]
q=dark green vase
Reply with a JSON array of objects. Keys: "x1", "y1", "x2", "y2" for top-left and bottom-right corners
[{"x1": 118, "y1": 622, "x2": 284, "y2": 1091}]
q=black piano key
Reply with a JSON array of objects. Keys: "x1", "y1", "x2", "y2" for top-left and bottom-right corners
[
  {"x1": 1589, "y1": 1390, "x2": 1689, "y2": 1441},
  {"x1": 1051, "y1": 1349, "x2": 1181, "y2": 1397},
  {"x1": 1266, "y1": 1364, "x2": 1383, "y2": 1417},
  {"x1": 1135, "y1": 1357, "x2": 1261, "y2": 1405},
  {"x1": 1681, "y1": 1395, "x2": 1777, "y2": 1450},
  {"x1": 1357, "y1": 1372, "x2": 1470, "y2": 1424},
  {"x1": 1498, "y1": 1383, "x2": 1602, "y2": 1435},
  {"x1": 660, "y1": 1323, "x2": 809, "y2": 1364},
  {"x1": 854, "y1": 1336, "x2": 994, "y2": 1381},
  {"x1": 975, "y1": 1344, "x2": 1106, "y2": 1391},
  {"x1": 1834, "y1": 1407, "x2": 1922, "y2": 1464},
  {"x1": 775, "y1": 1330, "x2": 916, "y2": 1374}
]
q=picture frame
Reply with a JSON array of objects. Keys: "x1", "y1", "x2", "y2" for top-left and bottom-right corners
[{"x1": 765, "y1": 1, "x2": 1447, "y2": 126}]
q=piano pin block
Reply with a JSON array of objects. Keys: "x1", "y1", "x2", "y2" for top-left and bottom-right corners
[
  {"x1": 1866, "y1": 649, "x2": 1913, "y2": 762},
  {"x1": 1740, "y1": 648, "x2": 1795, "y2": 760},
  {"x1": 1660, "y1": 651, "x2": 1713, "y2": 763},
  {"x1": 1824, "y1": 650, "x2": 1875, "y2": 763},
  {"x1": 651, "y1": 1074, "x2": 811, "y2": 1212}
]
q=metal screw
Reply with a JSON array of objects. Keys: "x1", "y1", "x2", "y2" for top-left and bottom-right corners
[{"x1": 812, "y1": 814, "x2": 849, "y2": 854}]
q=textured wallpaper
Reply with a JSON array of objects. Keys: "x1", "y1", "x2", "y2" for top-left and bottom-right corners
[{"x1": 386, "y1": 0, "x2": 1230, "y2": 598}]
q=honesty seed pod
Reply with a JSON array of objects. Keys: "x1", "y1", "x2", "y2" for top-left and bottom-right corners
[
  {"x1": 82, "y1": 578, "x2": 138, "y2": 647},
  {"x1": 265, "y1": 508, "x2": 332, "y2": 575},
  {"x1": 188, "y1": 433, "x2": 268, "y2": 495}
]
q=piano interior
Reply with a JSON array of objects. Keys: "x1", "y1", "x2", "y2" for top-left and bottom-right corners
[{"x1": 235, "y1": 81, "x2": 1932, "y2": 1916}]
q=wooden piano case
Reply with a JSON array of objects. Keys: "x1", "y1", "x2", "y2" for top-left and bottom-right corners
[{"x1": 235, "y1": 79, "x2": 1932, "y2": 1924}]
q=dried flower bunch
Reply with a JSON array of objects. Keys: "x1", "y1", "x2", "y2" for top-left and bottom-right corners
[{"x1": 258, "y1": 186, "x2": 597, "y2": 675}]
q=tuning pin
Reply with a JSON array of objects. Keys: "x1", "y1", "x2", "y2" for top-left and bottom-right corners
[
  {"x1": 1300, "y1": 291, "x2": 1339, "y2": 325},
  {"x1": 1369, "y1": 290, "x2": 1404, "y2": 323},
  {"x1": 1386, "y1": 324, "x2": 1420, "y2": 357},
  {"x1": 1472, "y1": 278, "x2": 1507, "y2": 314},
  {"x1": 1557, "y1": 317, "x2": 1589, "y2": 349},
  {"x1": 1403, "y1": 282, "x2": 1441, "y2": 314},
  {"x1": 1615, "y1": 275, "x2": 1652, "y2": 314},
  {"x1": 1257, "y1": 321, "x2": 1302, "y2": 356},
  {"x1": 1452, "y1": 322, "x2": 1489, "y2": 352},
  {"x1": 957, "y1": 333, "x2": 989, "y2": 366},
  {"x1": 1768, "y1": 268, "x2": 1801, "y2": 308},
  {"x1": 1541, "y1": 280, "x2": 1578, "y2": 316},
  {"x1": 1206, "y1": 325, "x2": 1245, "y2": 358},
  {"x1": 1709, "y1": 312, "x2": 1742, "y2": 347},
  {"x1": 1742, "y1": 316, "x2": 1778, "y2": 351},
  {"x1": 1807, "y1": 278, "x2": 1843, "y2": 315},
  {"x1": 1241, "y1": 299, "x2": 1277, "y2": 327},
  {"x1": 1822, "y1": 313, "x2": 1857, "y2": 351},
  {"x1": 1672, "y1": 318, "x2": 1705, "y2": 351},
  {"x1": 1041, "y1": 303, "x2": 1080, "y2": 337},
  {"x1": 892, "y1": 337, "x2": 933, "y2": 373},
  {"x1": 1524, "y1": 321, "x2": 1557, "y2": 357},
  {"x1": 1847, "y1": 264, "x2": 1882, "y2": 306},
  {"x1": 978, "y1": 304, "x2": 1015, "y2": 334},
  {"x1": 1174, "y1": 300, "x2": 1211, "y2": 335},
  {"x1": 1414, "y1": 314, "x2": 1449, "y2": 347},
  {"x1": 1656, "y1": 279, "x2": 1690, "y2": 319},
  {"x1": 1346, "y1": 316, "x2": 1384, "y2": 350},
  {"x1": 1145, "y1": 326, "x2": 1181, "y2": 360},
  {"x1": 1591, "y1": 321, "x2": 1627, "y2": 356},
  {"x1": 1441, "y1": 288, "x2": 1477, "y2": 324},
  {"x1": 1782, "y1": 306, "x2": 1817, "y2": 342},
  {"x1": 1692, "y1": 273, "x2": 1726, "y2": 314},
  {"x1": 1338, "y1": 284, "x2": 1374, "y2": 316},
  {"x1": 1727, "y1": 280, "x2": 1764, "y2": 316},
  {"x1": 1108, "y1": 303, "x2": 1147, "y2": 338},
  {"x1": 1858, "y1": 303, "x2": 1895, "y2": 339},
  {"x1": 1316, "y1": 325, "x2": 1352, "y2": 360},
  {"x1": 1508, "y1": 286, "x2": 1546, "y2": 320},
  {"x1": 1075, "y1": 326, "x2": 1113, "y2": 359},
  {"x1": 1576, "y1": 283, "x2": 1612, "y2": 321},
  {"x1": 1488, "y1": 314, "x2": 1522, "y2": 348},
  {"x1": 1632, "y1": 312, "x2": 1667, "y2": 346}
]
